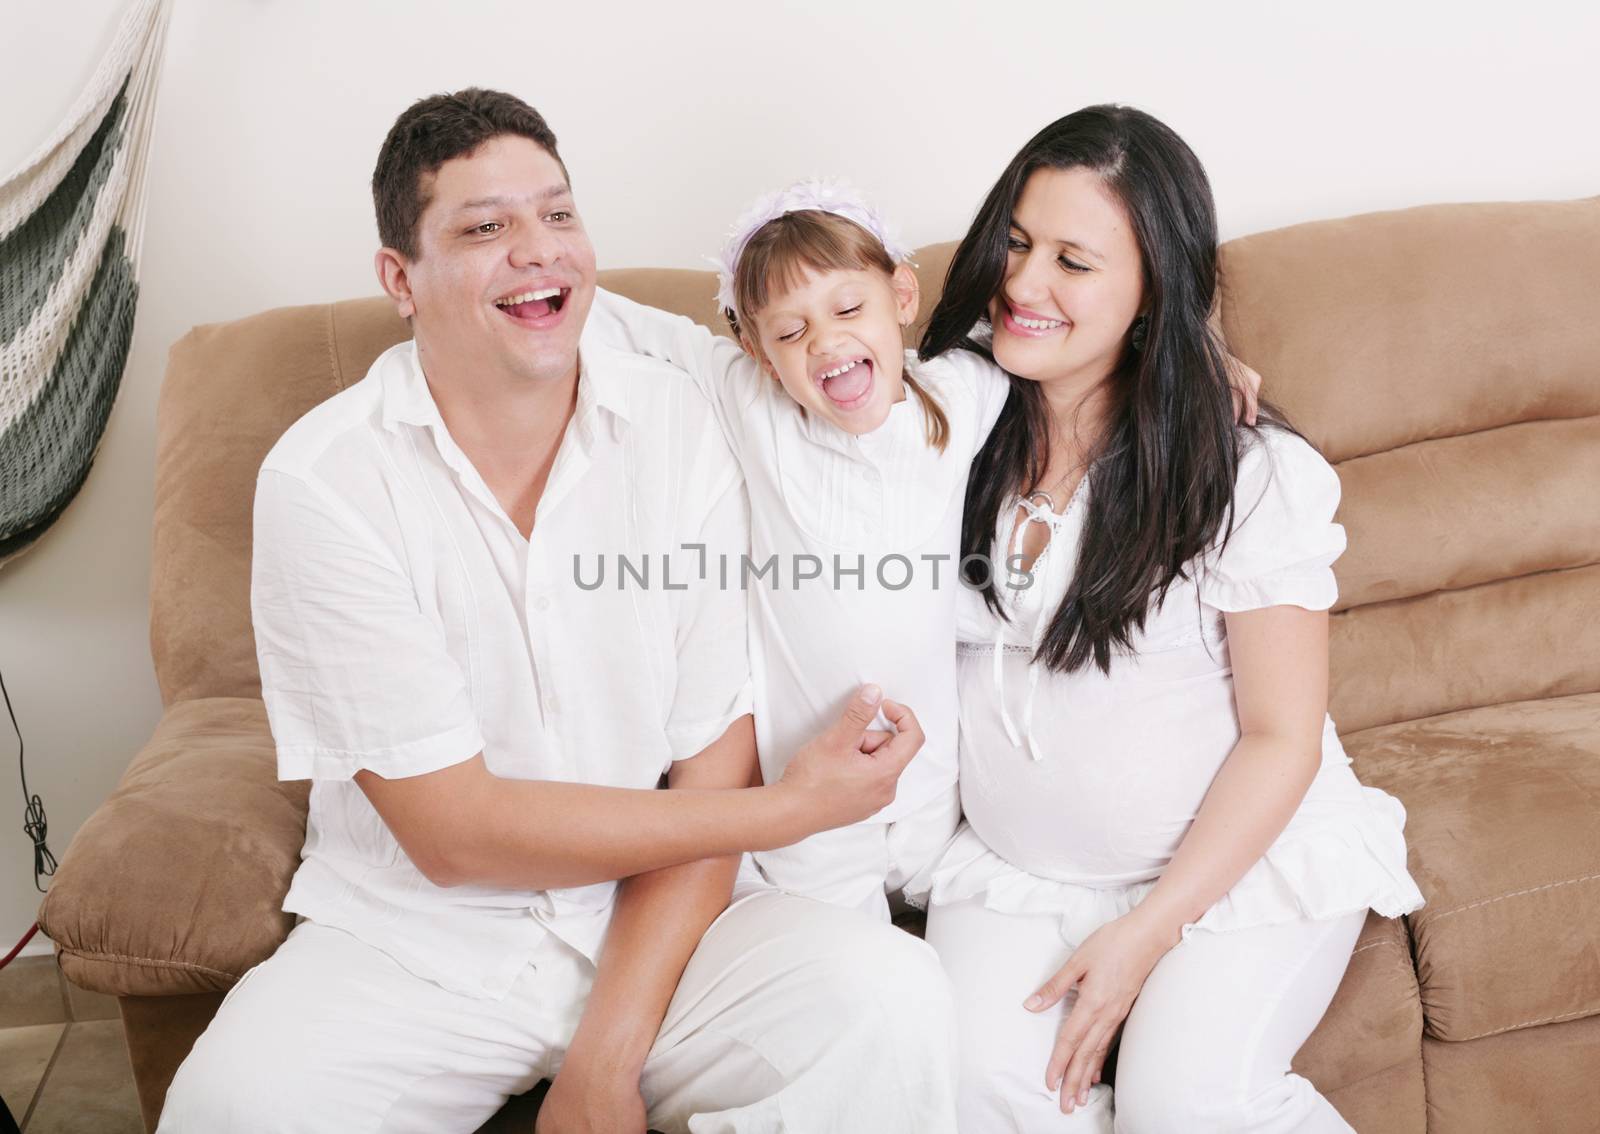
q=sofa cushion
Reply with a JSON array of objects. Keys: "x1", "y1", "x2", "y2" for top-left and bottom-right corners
[
  {"x1": 38, "y1": 698, "x2": 306, "y2": 997},
  {"x1": 1328, "y1": 564, "x2": 1600, "y2": 735},
  {"x1": 153, "y1": 305, "x2": 394, "y2": 705},
  {"x1": 1342, "y1": 693, "x2": 1600, "y2": 1042},
  {"x1": 1421, "y1": 1013, "x2": 1600, "y2": 1133},
  {"x1": 1293, "y1": 912, "x2": 1423, "y2": 1095}
]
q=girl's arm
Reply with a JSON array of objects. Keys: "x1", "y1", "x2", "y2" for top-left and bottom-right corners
[{"x1": 588, "y1": 287, "x2": 758, "y2": 405}]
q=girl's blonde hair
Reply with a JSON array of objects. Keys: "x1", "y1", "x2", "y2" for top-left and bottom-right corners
[{"x1": 728, "y1": 210, "x2": 949, "y2": 453}]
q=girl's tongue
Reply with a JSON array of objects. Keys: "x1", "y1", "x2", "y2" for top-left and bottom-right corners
[{"x1": 821, "y1": 359, "x2": 873, "y2": 406}]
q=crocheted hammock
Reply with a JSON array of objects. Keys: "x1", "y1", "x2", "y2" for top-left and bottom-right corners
[{"x1": 0, "y1": 0, "x2": 169, "y2": 567}]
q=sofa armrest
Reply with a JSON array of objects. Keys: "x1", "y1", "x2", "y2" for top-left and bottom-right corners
[{"x1": 37, "y1": 697, "x2": 308, "y2": 997}]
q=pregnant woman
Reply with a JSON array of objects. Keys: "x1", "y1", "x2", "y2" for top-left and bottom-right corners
[{"x1": 911, "y1": 105, "x2": 1425, "y2": 1132}]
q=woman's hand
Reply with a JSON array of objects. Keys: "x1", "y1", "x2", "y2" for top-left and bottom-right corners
[{"x1": 1025, "y1": 909, "x2": 1178, "y2": 1114}]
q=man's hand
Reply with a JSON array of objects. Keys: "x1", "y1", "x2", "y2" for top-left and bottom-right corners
[
  {"x1": 775, "y1": 684, "x2": 924, "y2": 831},
  {"x1": 535, "y1": 1055, "x2": 648, "y2": 1134},
  {"x1": 1208, "y1": 300, "x2": 1261, "y2": 426}
]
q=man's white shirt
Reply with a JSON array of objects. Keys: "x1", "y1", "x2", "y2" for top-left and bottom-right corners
[{"x1": 251, "y1": 332, "x2": 751, "y2": 999}]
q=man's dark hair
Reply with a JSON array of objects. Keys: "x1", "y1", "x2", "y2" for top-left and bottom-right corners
[{"x1": 372, "y1": 87, "x2": 568, "y2": 259}]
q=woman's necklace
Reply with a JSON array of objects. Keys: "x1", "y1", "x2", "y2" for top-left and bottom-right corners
[{"x1": 1025, "y1": 458, "x2": 1088, "y2": 515}]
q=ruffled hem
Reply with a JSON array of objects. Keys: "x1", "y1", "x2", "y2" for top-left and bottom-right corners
[
  {"x1": 908, "y1": 786, "x2": 1424, "y2": 949},
  {"x1": 1197, "y1": 571, "x2": 1338, "y2": 614}
]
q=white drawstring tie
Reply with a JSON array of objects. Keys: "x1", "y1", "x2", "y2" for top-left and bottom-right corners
[{"x1": 995, "y1": 493, "x2": 1060, "y2": 762}]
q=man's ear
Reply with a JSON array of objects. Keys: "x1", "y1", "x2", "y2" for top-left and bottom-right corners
[
  {"x1": 374, "y1": 247, "x2": 417, "y2": 319},
  {"x1": 891, "y1": 263, "x2": 921, "y2": 330}
]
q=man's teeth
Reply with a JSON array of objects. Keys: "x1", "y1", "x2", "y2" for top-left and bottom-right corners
[
  {"x1": 495, "y1": 287, "x2": 563, "y2": 307},
  {"x1": 1013, "y1": 313, "x2": 1064, "y2": 330},
  {"x1": 819, "y1": 359, "x2": 861, "y2": 380}
]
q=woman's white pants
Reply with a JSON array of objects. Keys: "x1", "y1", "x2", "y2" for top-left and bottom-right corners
[
  {"x1": 158, "y1": 889, "x2": 958, "y2": 1134},
  {"x1": 925, "y1": 896, "x2": 1365, "y2": 1133}
]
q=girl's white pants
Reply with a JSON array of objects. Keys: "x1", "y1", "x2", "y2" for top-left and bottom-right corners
[
  {"x1": 925, "y1": 896, "x2": 1365, "y2": 1133},
  {"x1": 158, "y1": 888, "x2": 958, "y2": 1134}
]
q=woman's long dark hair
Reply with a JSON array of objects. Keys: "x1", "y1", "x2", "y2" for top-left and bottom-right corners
[{"x1": 922, "y1": 104, "x2": 1282, "y2": 675}]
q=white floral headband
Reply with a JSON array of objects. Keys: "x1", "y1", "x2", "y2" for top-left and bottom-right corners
[{"x1": 712, "y1": 178, "x2": 915, "y2": 315}]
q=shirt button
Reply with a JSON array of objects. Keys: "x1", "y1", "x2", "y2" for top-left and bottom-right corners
[
  {"x1": 534, "y1": 596, "x2": 551, "y2": 612},
  {"x1": 546, "y1": 695, "x2": 560, "y2": 714}
]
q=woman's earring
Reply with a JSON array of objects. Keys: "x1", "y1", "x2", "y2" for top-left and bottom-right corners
[{"x1": 1130, "y1": 315, "x2": 1149, "y2": 352}]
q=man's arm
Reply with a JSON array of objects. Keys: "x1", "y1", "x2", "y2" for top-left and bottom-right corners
[
  {"x1": 535, "y1": 714, "x2": 759, "y2": 1133},
  {"x1": 354, "y1": 684, "x2": 922, "y2": 889}
]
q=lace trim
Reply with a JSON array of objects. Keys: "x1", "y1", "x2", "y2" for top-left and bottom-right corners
[{"x1": 959, "y1": 641, "x2": 1033, "y2": 656}]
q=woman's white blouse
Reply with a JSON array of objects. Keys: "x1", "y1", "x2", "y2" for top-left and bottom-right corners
[
  {"x1": 927, "y1": 429, "x2": 1424, "y2": 943},
  {"x1": 588, "y1": 289, "x2": 1010, "y2": 821}
]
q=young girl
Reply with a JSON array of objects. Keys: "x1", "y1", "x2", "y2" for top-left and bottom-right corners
[
  {"x1": 587, "y1": 180, "x2": 1013, "y2": 917},
  {"x1": 914, "y1": 107, "x2": 1426, "y2": 1131}
]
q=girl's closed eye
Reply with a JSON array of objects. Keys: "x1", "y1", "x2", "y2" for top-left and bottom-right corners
[{"x1": 1058, "y1": 256, "x2": 1090, "y2": 273}]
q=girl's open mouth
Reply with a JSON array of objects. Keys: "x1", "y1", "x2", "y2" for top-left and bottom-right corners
[{"x1": 817, "y1": 357, "x2": 874, "y2": 409}]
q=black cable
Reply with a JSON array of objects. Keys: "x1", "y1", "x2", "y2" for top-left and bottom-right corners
[{"x1": 0, "y1": 663, "x2": 55, "y2": 892}]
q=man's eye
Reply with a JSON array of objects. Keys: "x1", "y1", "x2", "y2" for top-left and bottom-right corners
[
  {"x1": 547, "y1": 210, "x2": 573, "y2": 223},
  {"x1": 473, "y1": 222, "x2": 503, "y2": 235}
]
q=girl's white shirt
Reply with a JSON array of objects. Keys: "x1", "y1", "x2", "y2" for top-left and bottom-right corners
[{"x1": 588, "y1": 289, "x2": 1010, "y2": 821}]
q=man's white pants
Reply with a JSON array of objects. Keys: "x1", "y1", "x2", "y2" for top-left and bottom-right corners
[
  {"x1": 926, "y1": 897, "x2": 1365, "y2": 1133},
  {"x1": 159, "y1": 889, "x2": 958, "y2": 1134}
]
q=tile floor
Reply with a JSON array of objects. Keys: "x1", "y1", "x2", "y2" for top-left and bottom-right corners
[{"x1": 0, "y1": 953, "x2": 142, "y2": 1133}]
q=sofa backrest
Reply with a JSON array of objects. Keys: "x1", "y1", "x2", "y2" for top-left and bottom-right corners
[
  {"x1": 1219, "y1": 197, "x2": 1600, "y2": 733},
  {"x1": 151, "y1": 200, "x2": 1600, "y2": 737}
]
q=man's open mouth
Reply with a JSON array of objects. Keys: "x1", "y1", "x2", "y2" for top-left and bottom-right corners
[{"x1": 493, "y1": 286, "x2": 570, "y2": 321}]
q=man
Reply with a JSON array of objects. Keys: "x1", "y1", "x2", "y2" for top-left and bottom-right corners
[{"x1": 158, "y1": 89, "x2": 958, "y2": 1133}]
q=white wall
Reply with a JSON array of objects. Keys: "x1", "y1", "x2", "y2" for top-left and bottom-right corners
[{"x1": 1, "y1": 0, "x2": 1596, "y2": 953}]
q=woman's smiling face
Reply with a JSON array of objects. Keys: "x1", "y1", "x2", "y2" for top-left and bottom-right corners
[{"x1": 988, "y1": 166, "x2": 1147, "y2": 390}]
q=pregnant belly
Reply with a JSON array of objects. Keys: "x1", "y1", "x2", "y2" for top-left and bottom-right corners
[{"x1": 956, "y1": 651, "x2": 1242, "y2": 884}]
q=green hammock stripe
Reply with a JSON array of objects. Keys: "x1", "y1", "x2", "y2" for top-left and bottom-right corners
[
  {"x1": 0, "y1": 81, "x2": 130, "y2": 351},
  {"x1": 0, "y1": 232, "x2": 137, "y2": 551}
]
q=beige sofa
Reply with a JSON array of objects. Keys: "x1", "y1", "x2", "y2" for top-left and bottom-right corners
[{"x1": 38, "y1": 196, "x2": 1600, "y2": 1132}]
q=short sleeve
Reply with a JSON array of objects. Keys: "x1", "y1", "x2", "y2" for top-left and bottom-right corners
[
  {"x1": 251, "y1": 469, "x2": 486, "y2": 781},
  {"x1": 661, "y1": 426, "x2": 755, "y2": 761},
  {"x1": 936, "y1": 346, "x2": 1012, "y2": 456},
  {"x1": 918, "y1": 344, "x2": 1012, "y2": 456},
  {"x1": 1197, "y1": 429, "x2": 1347, "y2": 613}
]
